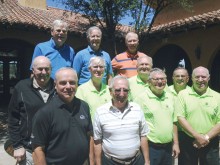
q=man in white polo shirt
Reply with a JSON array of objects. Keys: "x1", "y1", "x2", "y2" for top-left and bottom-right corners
[{"x1": 93, "y1": 76, "x2": 150, "y2": 165}]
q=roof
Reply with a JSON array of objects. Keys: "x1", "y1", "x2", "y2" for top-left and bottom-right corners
[
  {"x1": 0, "y1": 0, "x2": 220, "y2": 37},
  {"x1": 0, "y1": 0, "x2": 90, "y2": 36}
]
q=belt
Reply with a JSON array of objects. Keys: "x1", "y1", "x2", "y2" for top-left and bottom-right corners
[
  {"x1": 148, "y1": 140, "x2": 172, "y2": 148},
  {"x1": 104, "y1": 150, "x2": 140, "y2": 165}
]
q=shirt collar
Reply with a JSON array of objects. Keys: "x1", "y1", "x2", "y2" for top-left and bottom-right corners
[
  {"x1": 189, "y1": 86, "x2": 212, "y2": 97},
  {"x1": 136, "y1": 75, "x2": 149, "y2": 86},
  {"x1": 126, "y1": 51, "x2": 140, "y2": 59},
  {"x1": 88, "y1": 80, "x2": 108, "y2": 94},
  {"x1": 146, "y1": 87, "x2": 168, "y2": 100},
  {"x1": 50, "y1": 38, "x2": 65, "y2": 50},
  {"x1": 87, "y1": 45, "x2": 102, "y2": 55},
  {"x1": 32, "y1": 78, "x2": 53, "y2": 92}
]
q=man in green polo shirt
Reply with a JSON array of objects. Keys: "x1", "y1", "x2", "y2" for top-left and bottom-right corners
[
  {"x1": 175, "y1": 66, "x2": 220, "y2": 165},
  {"x1": 76, "y1": 56, "x2": 111, "y2": 120},
  {"x1": 169, "y1": 67, "x2": 190, "y2": 96},
  {"x1": 129, "y1": 56, "x2": 153, "y2": 101},
  {"x1": 134, "y1": 68, "x2": 179, "y2": 165}
]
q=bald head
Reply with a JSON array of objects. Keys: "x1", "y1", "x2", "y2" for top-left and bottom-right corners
[
  {"x1": 32, "y1": 56, "x2": 51, "y2": 69},
  {"x1": 192, "y1": 66, "x2": 209, "y2": 78}
]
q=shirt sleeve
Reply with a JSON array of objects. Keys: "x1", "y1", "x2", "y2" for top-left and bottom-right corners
[
  {"x1": 139, "y1": 109, "x2": 150, "y2": 136},
  {"x1": 31, "y1": 108, "x2": 51, "y2": 150},
  {"x1": 93, "y1": 111, "x2": 102, "y2": 140},
  {"x1": 174, "y1": 92, "x2": 186, "y2": 118},
  {"x1": 111, "y1": 56, "x2": 119, "y2": 71},
  {"x1": 73, "y1": 52, "x2": 83, "y2": 76}
]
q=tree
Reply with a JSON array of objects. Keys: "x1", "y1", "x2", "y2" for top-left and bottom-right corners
[{"x1": 58, "y1": 0, "x2": 193, "y2": 55}]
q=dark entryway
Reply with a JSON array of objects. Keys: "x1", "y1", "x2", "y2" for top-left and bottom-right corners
[
  {"x1": 210, "y1": 49, "x2": 220, "y2": 92},
  {"x1": 153, "y1": 44, "x2": 192, "y2": 85}
]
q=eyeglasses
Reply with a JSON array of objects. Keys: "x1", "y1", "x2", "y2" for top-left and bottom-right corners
[
  {"x1": 151, "y1": 77, "x2": 167, "y2": 81},
  {"x1": 113, "y1": 88, "x2": 129, "y2": 94}
]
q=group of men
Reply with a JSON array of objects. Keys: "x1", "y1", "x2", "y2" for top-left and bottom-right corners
[{"x1": 6, "y1": 18, "x2": 220, "y2": 165}]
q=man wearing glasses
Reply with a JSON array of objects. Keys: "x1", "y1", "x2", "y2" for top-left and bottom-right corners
[
  {"x1": 134, "y1": 68, "x2": 180, "y2": 165},
  {"x1": 175, "y1": 66, "x2": 220, "y2": 165},
  {"x1": 30, "y1": 19, "x2": 75, "y2": 79},
  {"x1": 93, "y1": 76, "x2": 150, "y2": 165}
]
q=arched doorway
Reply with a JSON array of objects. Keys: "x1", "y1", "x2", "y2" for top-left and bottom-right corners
[
  {"x1": 153, "y1": 44, "x2": 192, "y2": 85},
  {"x1": 0, "y1": 39, "x2": 34, "y2": 104},
  {"x1": 210, "y1": 49, "x2": 220, "y2": 92}
]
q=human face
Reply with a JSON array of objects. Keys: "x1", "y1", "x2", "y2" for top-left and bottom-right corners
[
  {"x1": 137, "y1": 58, "x2": 152, "y2": 76},
  {"x1": 51, "y1": 24, "x2": 68, "y2": 47},
  {"x1": 149, "y1": 72, "x2": 167, "y2": 96},
  {"x1": 110, "y1": 79, "x2": 129, "y2": 109},
  {"x1": 125, "y1": 34, "x2": 139, "y2": 54},
  {"x1": 55, "y1": 69, "x2": 78, "y2": 103},
  {"x1": 88, "y1": 29, "x2": 102, "y2": 51},
  {"x1": 173, "y1": 69, "x2": 189, "y2": 89},
  {"x1": 32, "y1": 59, "x2": 51, "y2": 87},
  {"x1": 192, "y1": 67, "x2": 210, "y2": 95},
  {"x1": 89, "y1": 62, "x2": 105, "y2": 80}
]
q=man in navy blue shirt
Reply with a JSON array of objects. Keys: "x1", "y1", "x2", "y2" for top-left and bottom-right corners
[
  {"x1": 30, "y1": 20, "x2": 75, "y2": 79},
  {"x1": 73, "y1": 26, "x2": 113, "y2": 85}
]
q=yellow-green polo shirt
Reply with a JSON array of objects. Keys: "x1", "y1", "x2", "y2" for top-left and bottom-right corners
[
  {"x1": 134, "y1": 88, "x2": 175, "y2": 143},
  {"x1": 168, "y1": 85, "x2": 190, "y2": 97},
  {"x1": 129, "y1": 75, "x2": 149, "y2": 101},
  {"x1": 175, "y1": 87, "x2": 220, "y2": 137},
  {"x1": 76, "y1": 80, "x2": 111, "y2": 120}
]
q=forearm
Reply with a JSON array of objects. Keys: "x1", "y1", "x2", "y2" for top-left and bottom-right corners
[
  {"x1": 94, "y1": 140, "x2": 102, "y2": 165},
  {"x1": 89, "y1": 136, "x2": 95, "y2": 165},
  {"x1": 173, "y1": 124, "x2": 179, "y2": 144},
  {"x1": 140, "y1": 136, "x2": 150, "y2": 165},
  {"x1": 33, "y1": 146, "x2": 47, "y2": 165},
  {"x1": 206, "y1": 123, "x2": 220, "y2": 140}
]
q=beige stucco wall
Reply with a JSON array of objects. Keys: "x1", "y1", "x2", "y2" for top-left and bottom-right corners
[
  {"x1": 154, "y1": 0, "x2": 220, "y2": 26},
  {"x1": 18, "y1": 0, "x2": 47, "y2": 10}
]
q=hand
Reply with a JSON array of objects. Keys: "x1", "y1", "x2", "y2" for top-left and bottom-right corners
[
  {"x1": 14, "y1": 147, "x2": 26, "y2": 162},
  {"x1": 193, "y1": 134, "x2": 209, "y2": 149},
  {"x1": 172, "y1": 143, "x2": 180, "y2": 158}
]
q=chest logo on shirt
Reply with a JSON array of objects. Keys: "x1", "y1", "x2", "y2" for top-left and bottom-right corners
[{"x1": 80, "y1": 115, "x2": 85, "y2": 119}]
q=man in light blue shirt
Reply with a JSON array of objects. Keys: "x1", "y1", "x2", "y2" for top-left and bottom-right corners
[
  {"x1": 73, "y1": 26, "x2": 113, "y2": 85},
  {"x1": 30, "y1": 20, "x2": 75, "y2": 79}
]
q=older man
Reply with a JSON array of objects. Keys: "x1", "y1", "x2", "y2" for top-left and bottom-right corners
[
  {"x1": 175, "y1": 66, "x2": 220, "y2": 165},
  {"x1": 169, "y1": 67, "x2": 190, "y2": 96},
  {"x1": 73, "y1": 26, "x2": 113, "y2": 85},
  {"x1": 134, "y1": 68, "x2": 180, "y2": 165},
  {"x1": 31, "y1": 19, "x2": 75, "y2": 79},
  {"x1": 129, "y1": 56, "x2": 153, "y2": 100},
  {"x1": 32, "y1": 68, "x2": 93, "y2": 165},
  {"x1": 111, "y1": 32, "x2": 148, "y2": 78},
  {"x1": 7, "y1": 56, "x2": 55, "y2": 165},
  {"x1": 76, "y1": 56, "x2": 111, "y2": 120},
  {"x1": 93, "y1": 76, "x2": 150, "y2": 165}
]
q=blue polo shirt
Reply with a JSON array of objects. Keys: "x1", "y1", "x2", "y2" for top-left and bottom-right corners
[
  {"x1": 73, "y1": 46, "x2": 113, "y2": 85},
  {"x1": 30, "y1": 38, "x2": 75, "y2": 79}
]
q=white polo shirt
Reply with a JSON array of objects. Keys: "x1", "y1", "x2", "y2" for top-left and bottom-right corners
[{"x1": 93, "y1": 101, "x2": 149, "y2": 159}]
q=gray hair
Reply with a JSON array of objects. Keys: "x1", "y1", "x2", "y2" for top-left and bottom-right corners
[
  {"x1": 148, "y1": 68, "x2": 166, "y2": 80},
  {"x1": 192, "y1": 66, "x2": 210, "y2": 78},
  {"x1": 109, "y1": 75, "x2": 129, "y2": 90},
  {"x1": 89, "y1": 56, "x2": 106, "y2": 68},
  {"x1": 51, "y1": 20, "x2": 68, "y2": 31},
  {"x1": 86, "y1": 26, "x2": 102, "y2": 38},
  {"x1": 54, "y1": 67, "x2": 78, "y2": 82},
  {"x1": 172, "y1": 67, "x2": 189, "y2": 76},
  {"x1": 137, "y1": 56, "x2": 153, "y2": 67},
  {"x1": 32, "y1": 56, "x2": 51, "y2": 69}
]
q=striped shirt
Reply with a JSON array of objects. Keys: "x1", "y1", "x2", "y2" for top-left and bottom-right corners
[
  {"x1": 111, "y1": 51, "x2": 147, "y2": 78},
  {"x1": 93, "y1": 102, "x2": 149, "y2": 159}
]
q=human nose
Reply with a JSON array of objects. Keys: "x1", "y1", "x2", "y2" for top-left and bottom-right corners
[{"x1": 41, "y1": 68, "x2": 47, "y2": 74}]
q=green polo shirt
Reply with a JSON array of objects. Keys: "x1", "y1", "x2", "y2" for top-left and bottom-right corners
[
  {"x1": 168, "y1": 85, "x2": 190, "y2": 97},
  {"x1": 129, "y1": 75, "x2": 149, "y2": 101},
  {"x1": 76, "y1": 80, "x2": 111, "y2": 120},
  {"x1": 134, "y1": 88, "x2": 175, "y2": 143},
  {"x1": 175, "y1": 87, "x2": 220, "y2": 137}
]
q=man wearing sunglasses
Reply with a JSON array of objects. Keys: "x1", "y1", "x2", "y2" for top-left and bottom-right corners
[
  {"x1": 93, "y1": 76, "x2": 150, "y2": 165},
  {"x1": 30, "y1": 19, "x2": 75, "y2": 79}
]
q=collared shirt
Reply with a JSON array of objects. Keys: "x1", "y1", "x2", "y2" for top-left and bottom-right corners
[
  {"x1": 111, "y1": 51, "x2": 147, "y2": 78},
  {"x1": 93, "y1": 102, "x2": 149, "y2": 159},
  {"x1": 175, "y1": 87, "x2": 220, "y2": 137},
  {"x1": 30, "y1": 38, "x2": 75, "y2": 79},
  {"x1": 134, "y1": 88, "x2": 175, "y2": 143},
  {"x1": 33, "y1": 78, "x2": 52, "y2": 103},
  {"x1": 73, "y1": 46, "x2": 113, "y2": 85},
  {"x1": 76, "y1": 80, "x2": 111, "y2": 120},
  {"x1": 168, "y1": 85, "x2": 190, "y2": 96},
  {"x1": 129, "y1": 75, "x2": 149, "y2": 101}
]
